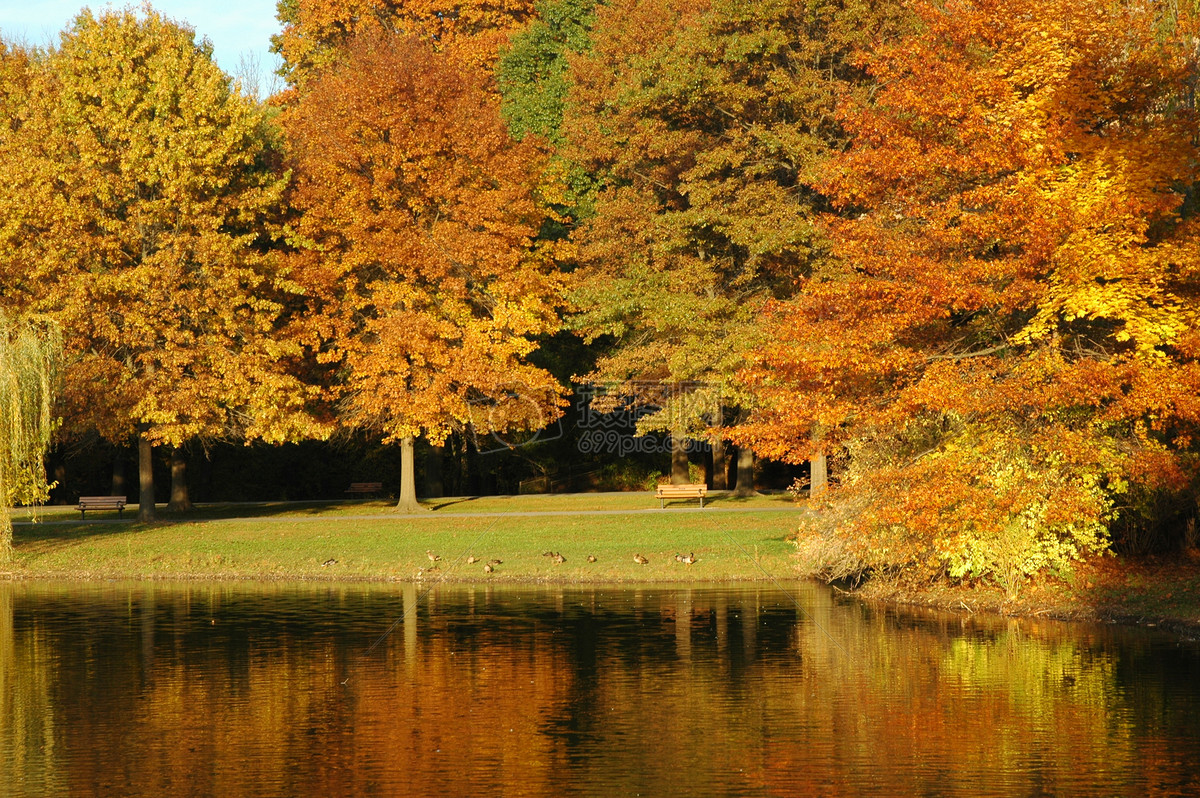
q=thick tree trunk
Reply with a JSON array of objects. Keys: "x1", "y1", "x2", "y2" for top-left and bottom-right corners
[
  {"x1": 809, "y1": 423, "x2": 828, "y2": 497},
  {"x1": 137, "y1": 428, "x2": 155, "y2": 523},
  {"x1": 711, "y1": 437, "x2": 728, "y2": 490},
  {"x1": 734, "y1": 445, "x2": 756, "y2": 497},
  {"x1": 168, "y1": 446, "x2": 192, "y2": 512},
  {"x1": 396, "y1": 435, "x2": 426, "y2": 513},
  {"x1": 671, "y1": 433, "x2": 690, "y2": 484},
  {"x1": 809, "y1": 452, "x2": 828, "y2": 497},
  {"x1": 424, "y1": 443, "x2": 444, "y2": 499}
]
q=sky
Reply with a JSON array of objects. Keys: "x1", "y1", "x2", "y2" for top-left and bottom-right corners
[{"x1": 0, "y1": 1, "x2": 284, "y2": 90}]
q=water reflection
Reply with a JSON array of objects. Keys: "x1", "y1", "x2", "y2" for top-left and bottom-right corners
[{"x1": 1, "y1": 581, "x2": 1198, "y2": 797}]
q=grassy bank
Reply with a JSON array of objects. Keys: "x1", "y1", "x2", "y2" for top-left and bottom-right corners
[
  {"x1": 5, "y1": 492, "x2": 804, "y2": 583},
  {"x1": 8, "y1": 492, "x2": 1199, "y2": 634}
]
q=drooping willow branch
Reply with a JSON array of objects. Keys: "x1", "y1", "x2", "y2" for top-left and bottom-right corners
[{"x1": 0, "y1": 311, "x2": 62, "y2": 561}]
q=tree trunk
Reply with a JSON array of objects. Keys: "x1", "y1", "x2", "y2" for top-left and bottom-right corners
[
  {"x1": 711, "y1": 436, "x2": 728, "y2": 490},
  {"x1": 734, "y1": 445, "x2": 756, "y2": 497},
  {"x1": 424, "y1": 443, "x2": 444, "y2": 499},
  {"x1": 137, "y1": 428, "x2": 155, "y2": 523},
  {"x1": 809, "y1": 452, "x2": 828, "y2": 497},
  {"x1": 396, "y1": 435, "x2": 426, "y2": 513},
  {"x1": 111, "y1": 446, "x2": 127, "y2": 497},
  {"x1": 671, "y1": 433, "x2": 690, "y2": 484},
  {"x1": 809, "y1": 423, "x2": 828, "y2": 498},
  {"x1": 168, "y1": 445, "x2": 192, "y2": 512},
  {"x1": 0, "y1": 508, "x2": 12, "y2": 563}
]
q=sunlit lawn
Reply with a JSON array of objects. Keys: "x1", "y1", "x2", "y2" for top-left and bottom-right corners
[{"x1": 8, "y1": 492, "x2": 806, "y2": 583}]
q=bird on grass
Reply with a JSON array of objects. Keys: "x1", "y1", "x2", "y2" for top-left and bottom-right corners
[
  {"x1": 426, "y1": 550, "x2": 441, "y2": 564},
  {"x1": 681, "y1": 552, "x2": 697, "y2": 565},
  {"x1": 587, "y1": 555, "x2": 597, "y2": 563},
  {"x1": 633, "y1": 554, "x2": 649, "y2": 565},
  {"x1": 674, "y1": 553, "x2": 684, "y2": 563},
  {"x1": 488, "y1": 558, "x2": 503, "y2": 565},
  {"x1": 466, "y1": 555, "x2": 479, "y2": 564},
  {"x1": 321, "y1": 559, "x2": 337, "y2": 567},
  {"x1": 552, "y1": 552, "x2": 566, "y2": 564},
  {"x1": 484, "y1": 563, "x2": 494, "y2": 574}
]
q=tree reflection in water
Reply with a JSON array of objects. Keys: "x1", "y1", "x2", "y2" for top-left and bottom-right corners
[{"x1": 1, "y1": 581, "x2": 1197, "y2": 796}]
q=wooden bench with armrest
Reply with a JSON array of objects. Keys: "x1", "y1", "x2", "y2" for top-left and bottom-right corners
[
  {"x1": 345, "y1": 482, "x2": 384, "y2": 496},
  {"x1": 78, "y1": 496, "x2": 127, "y2": 519},
  {"x1": 655, "y1": 483, "x2": 708, "y2": 508}
]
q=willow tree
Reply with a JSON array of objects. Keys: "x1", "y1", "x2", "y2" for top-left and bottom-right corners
[{"x1": 0, "y1": 313, "x2": 60, "y2": 562}]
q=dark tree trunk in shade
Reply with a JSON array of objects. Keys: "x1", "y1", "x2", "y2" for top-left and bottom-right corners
[
  {"x1": 111, "y1": 447, "x2": 127, "y2": 497},
  {"x1": 396, "y1": 436, "x2": 426, "y2": 512},
  {"x1": 465, "y1": 437, "x2": 481, "y2": 495},
  {"x1": 424, "y1": 443, "x2": 444, "y2": 499},
  {"x1": 671, "y1": 433, "x2": 690, "y2": 484},
  {"x1": 137, "y1": 428, "x2": 155, "y2": 523},
  {"x1": 711, "y1": 437, "x2": 728, "y2": 490},
  {"x1": 168, "y1": 446, "x2": 193, "y2": 512},
  {"x1": 734, "y1": 445, "x2": 756, "y2": 497}
]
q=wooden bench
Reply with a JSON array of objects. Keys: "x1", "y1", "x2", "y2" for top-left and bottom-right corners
[
  {"x1": 656, "y1": 483, "x2": 708, "y2": 508},
  {"x1": 78, "y1": 496, "x2": 127, "y2": 519},
  {"x1": 345, "y1": 482, "x2": 384, "y2": 496}
]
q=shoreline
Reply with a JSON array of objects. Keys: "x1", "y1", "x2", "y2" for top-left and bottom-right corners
[
  {"x1": 844, "y1": 555, "x2": 1200, "y2": 635},
  {"x1": 3, "y1": 565, "x2": 1197, "y2": 636},
  {"x1": 5, "y1": 494, "x2": 1197, "y2": 635}
]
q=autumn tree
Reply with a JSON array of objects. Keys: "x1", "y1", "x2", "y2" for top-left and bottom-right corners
[
  {"x1": 740, "y1": 0, "x2": 1200, "y2": 591},
  {"x1": 562, "y1": 0, "x2": 899, "y2": 489},
  {"x1": 0, "y1": 313, "x2": 60, "y2": 562},
  {"x1": 283, "y1": 32, "x2": 564, "y2": 511},
  {"x1": 273, "y1": 0, "x2": 538, "y2": 89},
  {"x1": 0, "y1": 10, "x2": 317, "y2": 522}
]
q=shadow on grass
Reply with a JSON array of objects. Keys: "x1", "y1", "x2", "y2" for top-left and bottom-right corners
[
  {"x1": 13, "y1": 499, "x2": 395, "y2": 545},
  {"x1": 429, "y1": 496, "x2": 485, "y2": 511}
]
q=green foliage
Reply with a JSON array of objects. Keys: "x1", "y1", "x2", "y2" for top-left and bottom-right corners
[
  {"x1": 497, "y1": 0, "x2": 597, "y2": 144},
  {"x1": 564, "y1": 0, "x2": 898, "y2": 436}
]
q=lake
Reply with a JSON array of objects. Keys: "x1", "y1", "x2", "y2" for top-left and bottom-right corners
[{"x1": 1, "y1": 581, "x2": 1198, "y2": 796}]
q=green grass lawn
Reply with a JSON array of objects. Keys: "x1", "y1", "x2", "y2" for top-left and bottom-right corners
[{"x1": 7, "y1": 492, "x2": 806, "y2": 583}]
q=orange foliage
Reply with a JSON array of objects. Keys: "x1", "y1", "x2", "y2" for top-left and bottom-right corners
[
  {"x1": 283, "y1": 32, "x2": 565, "y2": 446},
  {"x1": 739, "y1": 0, "x2": 1200, "y2": 585},
  {"x1": 273, "y1": 0, "x2": 537, "y2": 88}
]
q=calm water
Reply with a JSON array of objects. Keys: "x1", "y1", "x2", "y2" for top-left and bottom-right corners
[{"x1": 1, "y1": 581, "x2": 1198, "y2": 797}]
